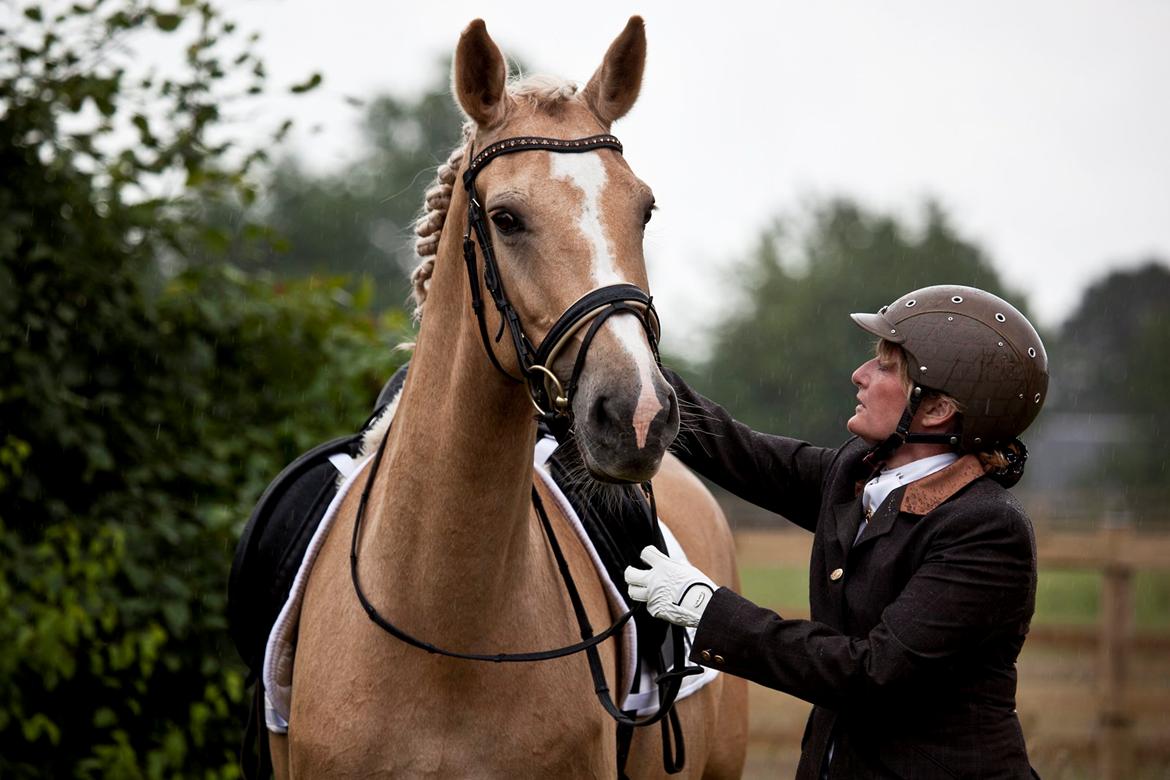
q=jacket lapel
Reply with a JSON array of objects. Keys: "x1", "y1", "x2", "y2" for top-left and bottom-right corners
[
  {"x1": 851, "y1": 486, "x2": 906, "y2": 551},
  {"x1": 833, "y1": 495, "x2": 864, "y2": 554}
]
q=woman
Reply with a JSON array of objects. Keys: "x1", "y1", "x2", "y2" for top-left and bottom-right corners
[{"x1": 626, "y1": 284, "x2": 1047, "y2": 778}]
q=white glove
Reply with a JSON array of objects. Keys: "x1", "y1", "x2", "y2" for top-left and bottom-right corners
[{"x1": 623, "y1": 545, "x2": 716, "y2": 628}]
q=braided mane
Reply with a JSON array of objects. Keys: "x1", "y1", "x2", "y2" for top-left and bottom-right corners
[{"x1": 409, "y1": 75, "x2": 582, "y2": 319}]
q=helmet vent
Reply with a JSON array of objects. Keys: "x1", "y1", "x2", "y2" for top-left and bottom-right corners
[
  {"x1": 947, "y1": 316, "x2": 954, "y2": 322},
  {"x1": 995, "y1": 313, "x2": 1006, "y2": 322},
  {"x1": 1034, "y1": 393, "x2": 1042, "y2": 403},
  {"x1": 951, "y1": 295, "x2": 964, "y2": 304},
  {"x1": 879, "y1": 305, "x2": 889, "y2": 314},
  {"x1": 905, "y1": 299, "x2": 917, "y2": 307},
  {"x1": 998, "y1": 341, "x2": 1005, "y2": 347},
  {"x1": 1028, "y1": 347, "x2": 1037, "y2": 358}
]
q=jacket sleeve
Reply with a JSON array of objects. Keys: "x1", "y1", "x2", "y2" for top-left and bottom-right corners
[
  {"x1": 689, "y1": 497, "x2": 1036, "y2": 710},
  {"x1": 663, "y1": 366, "x2": 835, "y2": 531}
]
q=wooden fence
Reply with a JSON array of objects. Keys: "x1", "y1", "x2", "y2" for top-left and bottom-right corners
[
  {"x1": 731, "y1": 526, "x2": 1170, "y2": 779},
  {"x1": 1032, "y1": 524, "x2": 1170, "y2": 779}
]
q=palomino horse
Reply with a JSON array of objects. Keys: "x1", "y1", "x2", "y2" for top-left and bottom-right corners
[{"x1": 274, "y1": 17, "x2": 747, "y2": 777}]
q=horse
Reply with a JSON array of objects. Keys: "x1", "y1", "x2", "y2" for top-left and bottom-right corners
[{"x1": 272, "y1": 17, "x2": 748, "y2": 777}]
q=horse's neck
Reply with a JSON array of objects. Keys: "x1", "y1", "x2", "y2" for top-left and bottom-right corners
[{"x1": 361, "y1": 247, "x2": 542, "y2": 618}]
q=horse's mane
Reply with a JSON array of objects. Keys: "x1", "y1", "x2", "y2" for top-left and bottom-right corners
[{"x1": 410, "y1": 75, "x2": 582, "y2": 320}]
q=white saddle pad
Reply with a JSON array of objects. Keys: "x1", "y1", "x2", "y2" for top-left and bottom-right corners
[{"x1": 261, "y1": 436, "x2": 718, "y2": 733}]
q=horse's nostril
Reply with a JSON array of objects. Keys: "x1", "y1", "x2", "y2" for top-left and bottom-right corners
[{"x1": 590, "y1": 394, "x2": 612, "y2": 427}]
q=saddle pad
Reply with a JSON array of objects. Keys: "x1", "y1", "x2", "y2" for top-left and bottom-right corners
[{"x1": 262, "y1": 438, "x2": 718, "y2": 732}]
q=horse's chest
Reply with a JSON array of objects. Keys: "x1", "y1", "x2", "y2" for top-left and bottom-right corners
[
  {"x1": 289, "y1": 513, "x2": 618, "y2": 775},
  {"x1": 293, "y1": 656, "x2": 614, "y2": 776}
]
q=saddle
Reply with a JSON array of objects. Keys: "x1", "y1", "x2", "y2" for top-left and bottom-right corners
[{"x1": 228, "y1": 363, "x2": 670, "y2": 775}]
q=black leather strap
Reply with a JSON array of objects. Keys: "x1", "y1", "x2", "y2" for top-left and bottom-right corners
[
  {"x1": 463, "y1": 134, "x2": 622, "y2": 188},
  {"x1": 534, "y1": 283, "x2": 658, "y2": 367},
  {"x1": 350, "y1": 427, "x2": 633, "y2": 663},
  {"x1": 349, "y1": 425, "x2": 699, "y2": 752}
]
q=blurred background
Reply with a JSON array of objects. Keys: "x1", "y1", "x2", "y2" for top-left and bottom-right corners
[{"x1": 2, "y1": 1, "x2": 1167, "y2": 777}]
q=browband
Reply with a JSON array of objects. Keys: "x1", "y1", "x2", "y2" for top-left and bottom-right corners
[{"x1": 463, "y1": 134, "x2": 623, "y2": 188}]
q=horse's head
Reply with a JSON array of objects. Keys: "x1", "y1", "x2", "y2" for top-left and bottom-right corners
[{"x1": 443, "y1": 17, "x2": 678, "y2": 484}]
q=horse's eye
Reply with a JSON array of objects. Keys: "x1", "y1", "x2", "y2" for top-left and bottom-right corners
[
  {"x1": 642, "y1": 204, "x2": 655, "y2": 226},
  {"x1": 490, "y1": 210, "x2": 522, "y2": 235}
]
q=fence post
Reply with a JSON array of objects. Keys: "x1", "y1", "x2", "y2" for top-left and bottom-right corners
[{"x1": 1098, "y1": 520, "x2": 1133, "y2": 779}]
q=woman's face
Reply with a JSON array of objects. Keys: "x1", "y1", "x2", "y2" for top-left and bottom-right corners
[{"x1": 847, "y1": 347, "x2": 910, "y2": 444}]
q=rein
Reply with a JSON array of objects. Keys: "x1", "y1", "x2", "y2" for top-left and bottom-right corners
[{"x1": 351, "y1": 133, "x2": 698, "y2": 773}]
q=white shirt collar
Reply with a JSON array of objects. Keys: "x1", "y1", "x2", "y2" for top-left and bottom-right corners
[{"x1": 862, "y1": 452, "x2": 959, "y2": 516}]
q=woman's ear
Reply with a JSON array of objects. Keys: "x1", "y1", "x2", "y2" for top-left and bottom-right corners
[{"x1": 918, "y1": 395, "x2": 960, "y2": 431}]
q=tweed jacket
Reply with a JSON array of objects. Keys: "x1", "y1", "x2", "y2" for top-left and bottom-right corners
[{"x1": 665, "y1": 370, "x2": 1038, "y2": 779}]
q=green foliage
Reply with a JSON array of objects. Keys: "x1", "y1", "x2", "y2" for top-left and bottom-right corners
[
  {"x1": 0, "y1": 1, "x2": 406, "y2": 776},
  {"x1": 212, "y1": 58, "x2": 466, "y2": 310},
  {"x1": 691, "y1": 198, "x2": 1030, "y2": 445}
]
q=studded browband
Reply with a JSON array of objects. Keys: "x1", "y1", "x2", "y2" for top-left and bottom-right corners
[{"x1": 463, "y1": 134, "x2": 623, "y2": 187}]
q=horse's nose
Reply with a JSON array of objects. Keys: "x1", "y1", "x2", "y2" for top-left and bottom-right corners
[{"x1": 588, "y1": 381, "x2": 678, "y2": 452}]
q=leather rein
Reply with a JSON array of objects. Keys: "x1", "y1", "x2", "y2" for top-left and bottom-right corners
[{"x1": 349, "y1": 134, "x2": 699, "y2": 768}]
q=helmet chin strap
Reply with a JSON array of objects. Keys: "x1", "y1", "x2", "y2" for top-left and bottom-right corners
[{"x1": 861, "y1": 385, "x2": 960, "y2": 477}]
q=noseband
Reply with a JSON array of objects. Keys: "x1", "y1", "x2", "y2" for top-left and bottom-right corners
[{"x1": 461, "y1": 133, "x2": 661, "y2": 440}]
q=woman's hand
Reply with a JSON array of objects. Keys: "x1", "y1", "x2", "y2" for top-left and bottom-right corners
[{"x1": 624, "y1": 546, "x2": 716, "y2": 628}]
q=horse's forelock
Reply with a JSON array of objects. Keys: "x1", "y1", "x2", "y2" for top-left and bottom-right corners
[{"x1": 409, "y1": 75, "x2": 583, "y2": 320}]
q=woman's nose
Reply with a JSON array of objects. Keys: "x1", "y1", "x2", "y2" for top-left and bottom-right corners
[{"x1": 851, "y1": 360, "x2": 870, "y2": 387}]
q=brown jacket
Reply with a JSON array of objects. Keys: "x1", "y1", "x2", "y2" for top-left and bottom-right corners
[{"x1": 666, "y1": 369, "x2": 1037, "y2": 779}]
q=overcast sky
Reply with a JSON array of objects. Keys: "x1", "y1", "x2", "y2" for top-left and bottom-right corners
[{"x1": 221, "y1": 0, "x2": 1168, "y2": 356}]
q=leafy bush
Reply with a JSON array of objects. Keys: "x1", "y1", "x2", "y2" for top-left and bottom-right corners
[{"x1": 1, "y1": 1, "x2": 410, "y2": 775}]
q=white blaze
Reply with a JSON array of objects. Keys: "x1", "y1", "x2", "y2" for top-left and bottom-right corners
[{"x1": 550, "y1": 153, "x2": 662, "y2": 448}]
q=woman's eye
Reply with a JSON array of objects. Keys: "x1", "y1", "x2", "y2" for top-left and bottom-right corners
[{"x1": 490, "y1": 210, "x2": 522, "y2": 235}]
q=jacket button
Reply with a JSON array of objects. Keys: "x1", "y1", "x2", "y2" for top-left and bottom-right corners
[
  {"x1": 700, "y1": 650, "x2": 711, "y2": 662},
  {"x1": 830, "y1": 567, "x2": 844, "y2": 581},
  {"x1": 714, "y1": 654, "x2": 725, "y2": 664}
]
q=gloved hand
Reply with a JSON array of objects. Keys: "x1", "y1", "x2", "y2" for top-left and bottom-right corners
[{"x1": 623, "y1": 545, "x2": 716, "y2": 628}]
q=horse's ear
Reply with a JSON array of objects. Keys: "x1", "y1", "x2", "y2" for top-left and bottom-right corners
[
  {"x1": 454, "y1": 19, "x2": 509, "y2": 127},
  {"x1": 582, "y1": 16, "x2": 646, "y2": 126}
]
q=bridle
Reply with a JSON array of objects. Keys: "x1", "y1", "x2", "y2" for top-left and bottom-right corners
[
  {"x1": 460, "y1": 133, "x2": 662, "y2": 440},
  {"x1": 350, "y1": 133, "x2": 698, "y2": 775}
]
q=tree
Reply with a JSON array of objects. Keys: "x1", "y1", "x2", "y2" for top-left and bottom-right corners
[
  {"x1": 219, "y1": 60, "x2": 467, "y2": 310},
  {"x1": 1049, "y1": 260, "x2": 1170, "y2": 497},
  {"x1": 0, "y1": 2, "x2": 409, "y2": 775},
  {"x1": 691, "y1": 198, "x2": 1031, "y2": 448}
]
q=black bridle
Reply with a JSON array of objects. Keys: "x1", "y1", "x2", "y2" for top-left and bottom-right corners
[
  {"x1": 461, "y1": 133, "x2": 662, "y2": 440},
  {"x1": 350, "y1": 134, "x2": 697, "y2": 775}
]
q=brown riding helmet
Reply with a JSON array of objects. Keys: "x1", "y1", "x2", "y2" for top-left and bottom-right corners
[{"x1": 851, "y1": 284, "x2": 1049, "y2": 451}]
